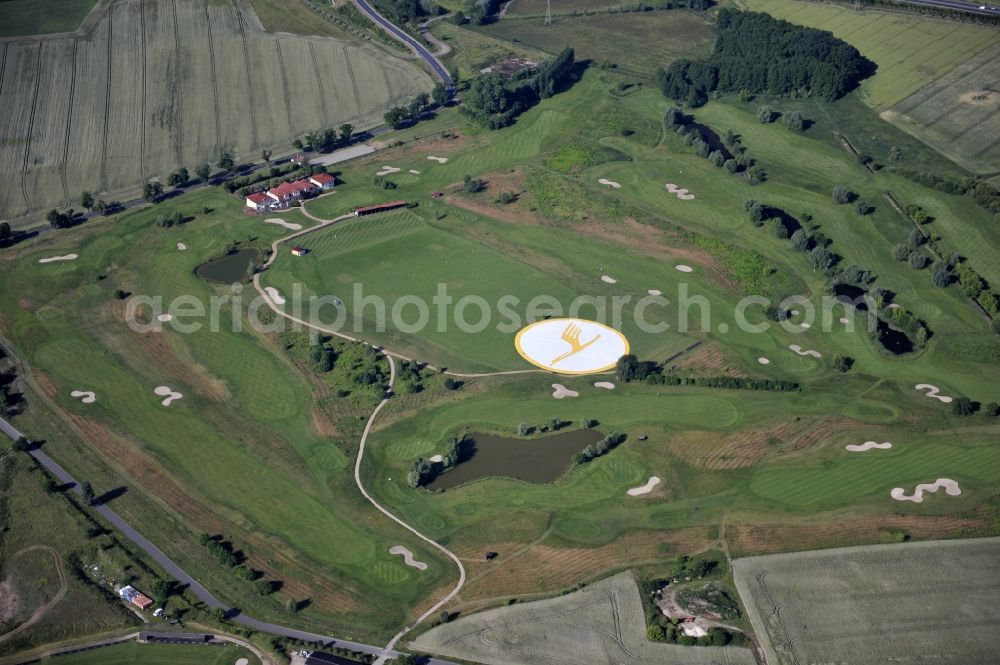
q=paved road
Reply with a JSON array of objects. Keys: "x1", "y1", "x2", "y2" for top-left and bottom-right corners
[
  {"x1": 0, "y1": 414, "x2": 456, "y2": 664},
  {"x1": 898, "y1": 0, "x2": 1000, "y2": 14},
  {"x1": 352, "y1": 0, "x2": 453, "y2": 91}
]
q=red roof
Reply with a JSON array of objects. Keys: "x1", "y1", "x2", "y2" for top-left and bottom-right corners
[
  {"x1": 246, "y1": 192, "x2": 270, "y2": 205},
  {"x1": 269, "y1": 180, "x2": 317, "y2": 200},
  {"x1": 356, "y1": 201, "x2": 407, "y2": 214},
  {"x1": 309, "y1": 173, "x2": 335, "y2": 185}
]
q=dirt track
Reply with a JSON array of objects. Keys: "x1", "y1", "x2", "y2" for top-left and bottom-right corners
[{"x1": 0, "y1": 545, "x2": 67, "y2": 643}]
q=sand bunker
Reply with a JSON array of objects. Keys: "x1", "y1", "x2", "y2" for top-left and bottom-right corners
[
  {"x1": 839, "y1": 317, "x2": 850, "y2": 324},
  {"x1": 891, "y1": 478, "x2": 961, "y2": 503},
  {"x1": 594, "y1": 381, "x2": 616, "y2": 390},
  {"x1": 915, "y1": 384, "x2": 953, "y2": 403},
  {"x1": 551, "y1": 383, "x2": 579, "y2": 399},
  {"x1": 789, "y1": 344, "x2": 822, "y2": 358},
  {"x1": 600, "y1": 275, "x2": 617, "y2": 284},
  {"x1": 264, "y1": 286, "x2": 286, "y2": 305},
  {"x1": 626, "y1": 476, "x2": 660, "y2": 496},
  {"x1": 758, "y1": 357, "x2": 770, "y2": 365},
  {"x1": 665, "y1": 183, "x2": 695, "y2": 200},
  {"x1": 264, "y1": 217, "x2": 302, "y2": 231},
  {"x1": 597, "y1": 178, "x2": 621, "y2": 189},
  {"x1": 846, "y1": 441, "x2": 892, "y2": 452},
  {"x1": 154, "y1": 385, "x2": 183, "y2": 406},
  {"x1": 675, "y1": 264, "x2": 693, "y2": 273},
  {"x1": 235, "y1": 659, "x2": 249, "y2": 665},
  {"x1": 647, "y1": 289, "x2": 661, "y2": 296},
  {"x1": 428, "y1": 454, "x2": 444, "y2": 463},
  {"x1": 157, "y1": 314, "x2": 172, "y2": 322},
  {"x1": 389, "y1": 545, "x2": 428, "y2": 570},
  {"x1": 426, "y1": 155, "x2": 448, "y2": 163},
  {"x1": 376, "y1": 165, "x2": 401, "y2": 176},
  {"x1": 409, "y1": 169, "x2": 421, "y2": 174},
  {"x1": 70, "y1": 390, "x2": 96, "y2": 404},
  {"x1": 38, "y1": 254, "x2": 78, "y2": 264},
  {"x1": 800, "y1": 322, "x2": 811, "y2": 329},
  {"x1": 176, "y1": 243, "x2": 187, "y2": 251}
]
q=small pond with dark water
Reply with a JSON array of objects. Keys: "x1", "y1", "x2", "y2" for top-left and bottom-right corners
[
  {"x1": 425, "y1": 429, "x2": 605, "y2": 490},
  {"x1": 194, "y1": 248, "x2": 263, "y2": 284}
]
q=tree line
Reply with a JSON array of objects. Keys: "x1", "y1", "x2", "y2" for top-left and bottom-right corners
[
  {"x1": 657, "y1": 8, "x2": 872, "y2": 106},
  {"x1": 616, "y1": 354, "x2": 800, "y2": 391}
]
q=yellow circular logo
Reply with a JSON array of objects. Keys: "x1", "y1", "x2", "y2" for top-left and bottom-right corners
[{"x1": 514, "y1": 318, "x2": 630, "y2": 375}]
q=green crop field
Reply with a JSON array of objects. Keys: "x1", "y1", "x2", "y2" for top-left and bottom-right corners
[
  {"x1": 741, "y1": 0, "x2": 1000, "y2": 111},
  {"x1": 0, "y1": 0, "x2": 433, "y2": 228},
  {"x1": 733, "y1": 538, "x2": 1000, "y2": 665},
  {"x1": 50, "y1": 641, "x2": 260, "y2": 665},
  {"x1": 411, "y1": 572, "x2": 755, "y2": 664},
  {"x1": 0, "y1": 0, "x2": 98, "y2": 37},
  {"x1": 2, "y1": 17, "x2": 1000, "y2": 659}
]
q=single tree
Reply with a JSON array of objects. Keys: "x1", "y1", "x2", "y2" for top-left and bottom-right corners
[
  {"x1": 0, "y1": 221, "x2": 10, "y2": 241},
  {"x1": 338, "y1": 123, "x2": 354, "y2": 144},
  {"x1": 12, "y1": 436, "x2": 29, "y2": 452},
  {"x1": 167, "y1": 167, "x2": 189, "y2": 188},
  {"x1": 93, "y1": 199, "x2": 108, "y2": 216},
  {"x1": 782, "y1": 110, "x2": 805, "y2": 132},
  {"x1": 196, "y1": 162, "x2": 212, "y2": 182},
  {"x1": 80, "y1": 191, "x2": 94, "y2": 211},
  {"x1": 832, "y1": 185, "x2": 851, "y2": 204},
  {"x1": 81, "y1": 481, "x2": 96, "y2": 504},
  {"x1": 217, "y1": 151, "x2": 235, "y2": 173},
  {"x1": 951, "y1": 397, "x2": 978, "y2": 416},
  {"x1": 756, "y1": 105, "x2": 777, "y2": 123},
  {"x1": 260, "y1": 148, "x2": 272, "y2": 165},
  {"x1": 143, "y1": 180, "x2": 164, "y2": 203},
  {"x1": 907, "y1": 251, "x2": 928, "y2": 270},
  {"x1": 286, "y1": 597, "x2": 298, "y2": 613},
  {"x1": 431, "y1": 82, "x2": 448, "y2": 106}
]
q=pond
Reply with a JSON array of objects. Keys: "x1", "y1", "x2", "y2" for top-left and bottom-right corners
[
  {"x1": 833, "y1": 283, "x2": 869, "y2": 311},
  {"x1": 877, "y1": 319, "x2": 914, "y2": 355},
  {"x1": 194, "y1": 248, "x2": 263, "y2": 284},
  {"x1": 425, "y1": 429, "x2": 605, "y2": 490}
]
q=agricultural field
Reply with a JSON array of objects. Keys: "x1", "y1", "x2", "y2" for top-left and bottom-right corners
[
  {"x1": 883, "y1": 44, "x2": 1000, "y2": 175},
  {"x1": 741, "y1": 0, "x2": 1000, "y2": 111},
  {"x1": 411, "y1": 572, "x2": 755, "y2": 665},
  {"x1": 46, "y1": 641, "x2": 260, "y2": 665},
  {"x1": 480, "y1": 10, "x2": 714, "y2": 78},
  {"x1": 733, "y1": 538, "x2": 1000, "y2": 665},
  {"x1": 0, "y1": 0, "x2": 434, "y2": 227}
]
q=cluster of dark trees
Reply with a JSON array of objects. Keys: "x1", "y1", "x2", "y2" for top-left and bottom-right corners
[
  {"x1": 154, "y1": 211, "x2": 186, "y2": 228},
  {"x1": 397, "y1": 359, "x2": 424, "y2": 393},
  {"x1": 890, "y1": 168, "x2": 1000, "y2": 219},
  {"x1": 269, "y1": 637, "x2": 376, "y2": 664},
  {"x1": 0, "y1": 363, "x2": 22, "y2": 417},
  {"x1": 408, "y1": 433, "x2": 463, "y2": 487},
  {"x1": 573, "y1": 432, "x2": 626, "y2": 464},
  {"x1": 384, "y1": 90, "x2": 446, "y2": 130},
  {"x1": 455, "y1": 0, "x2": 502, "y2": 24},
  {"x1": 657, "y1": 9, "x2": 871, "y2": 106},
  {"x1": 198, "y1": 533, "x2": 276, "y2": 596},
  {"x1": 293, "y1": 123, "x2": 356, "y2": 153},
  {"x1": 665, "y1": 108, "x2": 765, "y2": 184},
  {"x1": 517, "y1": 418, "x2": 573, "y2": 436},
  {"x1": 372, "y1": 0, "x2": 444, "y2": 26},
  {"x1": 462, "y1": 48, "x2": 578, "y2": 129}
]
